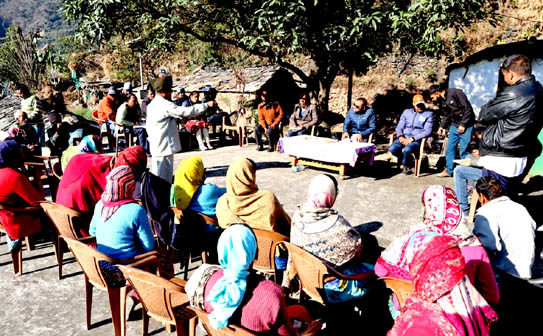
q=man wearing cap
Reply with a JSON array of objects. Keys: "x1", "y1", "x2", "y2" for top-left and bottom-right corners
[
  {"x1": 120, "y1": 81, "x2": 132, "y2": 104},
  {"x1": 146, "y1": 76, "x2": 215, "y2": 182},
  {"x1": 429, "y1": 84, "x2": 475, "y2": 177},
  {"x1": 454, "y1": 54, "x2": 543, "y2": 196},
  {"x1": 388, "y1": 94, "x2": 434, "y2": 174},
  {"x1": 173, "y1": 87, "x2": 188, "y2": 106}
]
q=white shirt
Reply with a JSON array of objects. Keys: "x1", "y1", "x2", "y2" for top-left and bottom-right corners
[
  {"x1": 474, "y1": 196, "x2": 536, "y2": 279},
  {"x1": 146, "y1": 95, "x2": 207, "y2": 156},
  {"x1": 478, "y1": 155, "x2": 527, "y2": 178}
]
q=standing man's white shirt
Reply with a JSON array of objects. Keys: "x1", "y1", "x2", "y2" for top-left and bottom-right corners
[
  {"x1": 146, "y1": 94, "x2": 207, "y2": 181},
  {"x1": 474, "y1": 196, "x2": 536, "y2": 279}
]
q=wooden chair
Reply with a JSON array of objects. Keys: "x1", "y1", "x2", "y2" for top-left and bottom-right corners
[
  {"x1": 118, "y1": 265, "x2": 197, "y2": 336},
  {"x1": 252, "y1": 229, "x2": 288, "y2": 281},
  {"x1": 0, "y1": 204, "x2": 40, "y2": 276},
  {"x1": 115, "y1": 122, "x2": 133, "y2": 155},
  {"x1": 191, "y1": 306, "x2": 322, "y2": 336},
  {"x1": 92, "y1": 110, "x2": 114, "y2": 150},
  {"x1": 282, "y1": 241, "x2": 373, "y2": 305},
  {"x1": 380, "y1": 277, "x2": 414, "y2": 310},
  {"x1": 468, "y1": 183, "x2": 479, "y2": 224},
  {"x1": 63, "y1": 237, "x2": 159, "y2": 336},
  {"x1": 39, "y1": 201, "x2": 93, "y2": 279}
]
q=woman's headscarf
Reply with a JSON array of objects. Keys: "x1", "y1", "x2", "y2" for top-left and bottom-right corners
[
  {"x1": 307, "y1": 174, "x2": 337, "y2": 208},
  {"x1": 0, "y1": 140, "x2": 21, "y2": 169},
  {"x1": 101, "y1": 166, "x2": 137, "y2": 222},
  {"x1": 377, "y1": 185, "x2": 478, "y2": 279},
  {"x1": 206, "y1": 224, "x2": 257, "y2": 329},
  {"x1": 115, "y1": 146, "x2": 147, "y2": 179},
  {"x1": 407, "y1": 235, "x2": 498, "y2": 336},
  {"x1": 171, "y1": 156, "x2": 205, "y2": 210},
  {"x1": 216, "y1": 157, "x2": 290, "y2": 234}
]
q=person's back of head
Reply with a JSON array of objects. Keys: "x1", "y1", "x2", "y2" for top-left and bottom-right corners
[{"x1": 475, "y1": 176, "x2": 504, "y2": 203}]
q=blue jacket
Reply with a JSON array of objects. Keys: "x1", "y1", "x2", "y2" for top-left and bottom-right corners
[
  {"x1": 343, "y1": 107, "x2": 376, "y2": 137},
  {"x1": 396, "y1": 108, "x2": 434, "y2": 141}
]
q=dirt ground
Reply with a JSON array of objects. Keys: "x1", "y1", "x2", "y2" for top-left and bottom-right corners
[{"x1": 1, "y1": 138, "x2": 542, "y2": 335}]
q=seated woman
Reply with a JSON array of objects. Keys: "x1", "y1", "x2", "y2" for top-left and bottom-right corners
[
  {"x1": 216, "y1": 157, "x2": 290, "y2": 236},
  {"x1": 290, "y1": 174, "x2": 372, "y2": 303},
  {"x1": 171, "y1": 156, "x2": 225, "y2": 221},
  {"x1": 388, "y1": 235, "x2": 498, "y2": 336},
  {"x1": 375, "y1": 185, "x2": 499, "y2": 315},
  {"x1": 89, "y1": 166, "x2": 155, "y2": 260},
  {"x1": 0, "y1": 140, "x2": 45, "y2": 257},
  {"x1": 186, "y1": 224, "x2": 309, "y2": 335},
  {"x1": 60, "y1": 134, "x2": 103, "y2": 170}
]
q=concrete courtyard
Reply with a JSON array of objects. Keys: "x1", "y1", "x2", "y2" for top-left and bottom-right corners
[{"x1": 1, "y1": 141, "x2": 542, "y2": 335}]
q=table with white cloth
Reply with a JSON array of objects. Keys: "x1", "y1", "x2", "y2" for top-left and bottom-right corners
[{"x1": 278, "y1": 135, "x2": 376, "y2": 179}]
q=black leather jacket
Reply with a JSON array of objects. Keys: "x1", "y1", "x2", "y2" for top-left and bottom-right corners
[{"x1": 479, "y1": 75, "x2": 543, "y2": 157}]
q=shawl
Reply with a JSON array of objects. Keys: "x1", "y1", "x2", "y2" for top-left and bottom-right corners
[
  {"x1": 377, "y1": 185, "x2": 479, "y2": 279},
  {"x1": 187, "y1": 183, "x2": 226, "y2": 217},
  {"x1": 206, "y1": 224, "x2": 257, "y2": 329},
  {"x1": 408, "y1": 236, "x2": 498, "y2": 336},
  {"x1": 100, "y1": 166, "x2": 136, "y2": 222},
  {"x1": 114, "y1": 146, "x2": 147, "y2": 178},
  {"x1": 171, "y1": 156, "x2": 205, "y2": 210},
  {"x1": 388, "y1": 299, "x2": 459, "y2": 336},
  {"x1": 0, "y1": 140, "x2": 21, "y2": 169},
  {"x1": 216, "y1": 157, "x2": 291, "y2": 235},
  {"x1": 56, "y1": 153, "x2": 113, "y2": 213},
  {"x1": 307, "y1": 174, "x2": 337, "y2": 208},
  {"x1": 61, "y1": 135, "x2": 100, "y2": 170},
  {"x1": 140, "y1": 170, "x2": 174, "y2": 246}
]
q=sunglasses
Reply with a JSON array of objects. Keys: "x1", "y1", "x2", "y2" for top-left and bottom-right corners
[{"x1": 354, "y1": 104, "x2": 363, "y2": 109}]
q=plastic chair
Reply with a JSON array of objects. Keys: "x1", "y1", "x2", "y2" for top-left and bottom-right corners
[
  {"x1": 118, "y1": 265, "x2": 197, "y2": 336},
  {"x1": 468, "y1": 182, "x2": 479, "y2": 224},
  {"x1": 252, "y1": 228, "x2": 288, "y2": 281},
  {"x1": 387, "y1": 134, "x2": 432, "y2": 177},
  {"x1": 222, "y1": 111, "x2": 248, "y2": 147},
  {"x1": 380, "y1": 277, "x2": 414, "y2": 310},
  {"x1": 63, "y1": 237, "x2": 159, "y2": 336},
  {"x1": 39, "y1": 201, "x2": 93, "y2": 279},
  {"x1": 282, "y1": 241, "x2": 373, "y2": 305},
  {"x1": 0, "y1": 204, "x2": 40, "y2": 276},
  {"x1": 191, "y1": 306, "x2": 322, "y2": 336}
]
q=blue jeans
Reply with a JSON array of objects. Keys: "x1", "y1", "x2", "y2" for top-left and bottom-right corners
[
  {"x1": 446, "y1": 125, "x2": 473, "y2": 174},
  {"x1": 288, "y1": 128, "x2": 310, "y2": 137},
  {"x1": 32, "y1": 123, "x2": 45, "y2": 147},
  {"x1": 389, "y1": 140, "x2": 420, "y2": 167},
  {"x1": 453, "y1": 165, "x2": 483, "y2": 215}
]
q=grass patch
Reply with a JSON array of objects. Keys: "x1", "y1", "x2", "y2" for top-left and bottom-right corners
[{"x1": 71, "y1": 107, "x2": 94, "y2": 121}]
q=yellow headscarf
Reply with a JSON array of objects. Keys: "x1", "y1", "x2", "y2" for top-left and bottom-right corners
[
  {"x1": 216, "y1": 157, "x2": 291, "y2": 236},
  {"x1": 171, "y1": 156, "x2": 205, "y2": 209}
]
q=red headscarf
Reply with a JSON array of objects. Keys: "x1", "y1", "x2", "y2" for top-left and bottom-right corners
[
  {"x1": 115, "y1": 146, "x2": 147, "y2": 178},
  {"x1": 101, "y1": 166, "x2": 136, "y2": 222}
]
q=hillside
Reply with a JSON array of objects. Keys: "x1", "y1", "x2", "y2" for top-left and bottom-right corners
[{"x1": 0, "y1": 0, "x2": 68, "y2": 44}]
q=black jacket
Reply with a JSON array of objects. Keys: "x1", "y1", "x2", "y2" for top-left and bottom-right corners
[
  {"x1": 439, "y1": 88, "x2": 475, "y2": 129},
  {"x1": 479, "y1": 75, "x2": 543, "y2": 158}
]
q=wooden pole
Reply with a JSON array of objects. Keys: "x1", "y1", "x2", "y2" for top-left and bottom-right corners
[{"x1": 347, "y1": 69, "x2": 353, "y2": 109}]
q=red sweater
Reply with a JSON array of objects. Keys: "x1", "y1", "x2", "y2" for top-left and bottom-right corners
[
  {"x1": 0, "y1": 168, "x2": 44, "y2": 239},
  {"x1": 204, "y1": 270, "x2": 291, "y2": 335},
  {"x1": 96, "y1": 95, "x2": 117, "y2": 122}
]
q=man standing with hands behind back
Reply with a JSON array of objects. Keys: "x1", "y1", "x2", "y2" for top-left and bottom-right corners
[{"x1": 429, "y1": 84, "x2": 475, "y2": 177}]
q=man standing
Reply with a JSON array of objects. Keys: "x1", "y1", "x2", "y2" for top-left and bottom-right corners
[
  {"x1": 146, "y1": 76, "x2": 214, "y2": 182},
  {"x1": 254, "y1": 90, "x2": 284, "y2": 151},
  {"x1": 341, "y1": 97, "x2": 376, "y2": 142},
  {"x1": 388, "y1": 94, "x2": 434, "y2": 174},
  {"x1": 429, "y1": 84, "x2": 475, "y2": 177},
  {"x1": 288, "y1": 91, "x2": 319, "y2": 137}
]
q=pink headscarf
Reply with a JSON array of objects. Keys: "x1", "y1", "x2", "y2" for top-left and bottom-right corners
[
  {"x1": 101, "y1": 166, "x2": 136, "y2": 222},
  {"x1": 307, "y1": 175, "x2": 337, "y2": 208}
]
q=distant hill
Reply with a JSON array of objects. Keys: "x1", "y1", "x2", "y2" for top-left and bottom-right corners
[{"x1": 0, "y1": 0, "x2": 70, "y2": 44}]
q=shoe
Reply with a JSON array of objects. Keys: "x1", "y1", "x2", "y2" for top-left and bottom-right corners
[
  {"x1": 199, "y1": 146, "x2": 208, "y2": 151},
  {"x1": 256, "y1": 146, "x2": 264, "y2": 151},
  {"x1": 402, "y1": 166, "x2": 412, "y2": 175},
  {"x1": 437, "y1": 169, "x2": 452, "y2": 178},
  {"x1": 205, "y1": 144, "x2": 214, "y2": 150},
  {"x1": 268, "y1": 146, "x2": 274, "y2": 152}
]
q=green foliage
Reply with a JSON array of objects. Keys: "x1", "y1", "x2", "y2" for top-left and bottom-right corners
[{"x1": 61, "y1": 0, "x2": 499, "y2": 109}]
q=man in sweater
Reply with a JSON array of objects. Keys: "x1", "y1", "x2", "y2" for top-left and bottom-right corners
[
  {"x1": 146, "y1": 76, "x2": 215, "y2": 182},
  {"x1": 429, "y1": 84, "x2": 475, "y2": 177},
  {"x1": 388, "y1": 94, "x2": 434, "y2": 174},
  {"x1": 254, "y1": 90, "x2": 284, "y2": 151}
]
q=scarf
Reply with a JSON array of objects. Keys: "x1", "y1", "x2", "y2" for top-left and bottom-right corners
[
  {"x1": 0, "y1": 140, "x2": 21, "y2": 169},
  {"x1": 101, "y1": 166, "x2": 136, "y2": 222},
  {"x1": 78, "y1": 135, "x2": 99, "y2": 153},
  {"x1": 378, "y1": 185, "x2": 479, "y2": 279},
  {"x1": 206, "y1": 224, "x2": 257, "y2": 329},
  {"x1": 171, "y1": 156, "x2": 205, "y2": 210},
  {"x1": 408, "y1": 236, "x2": 498, "y2": 336},
  {"x1": 216, "y1": 157, "x2": 290, "y2": 235},
  {"x1": 307, "y1": 174, "x2": 337, "y2": 208},
  {"x1": 115, "y1": 146, "x2": 147, "y2": 178}
]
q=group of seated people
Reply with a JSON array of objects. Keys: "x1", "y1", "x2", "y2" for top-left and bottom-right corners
[{"x1": 2, "y1": 128, "x2": 540, "y2": 334}]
